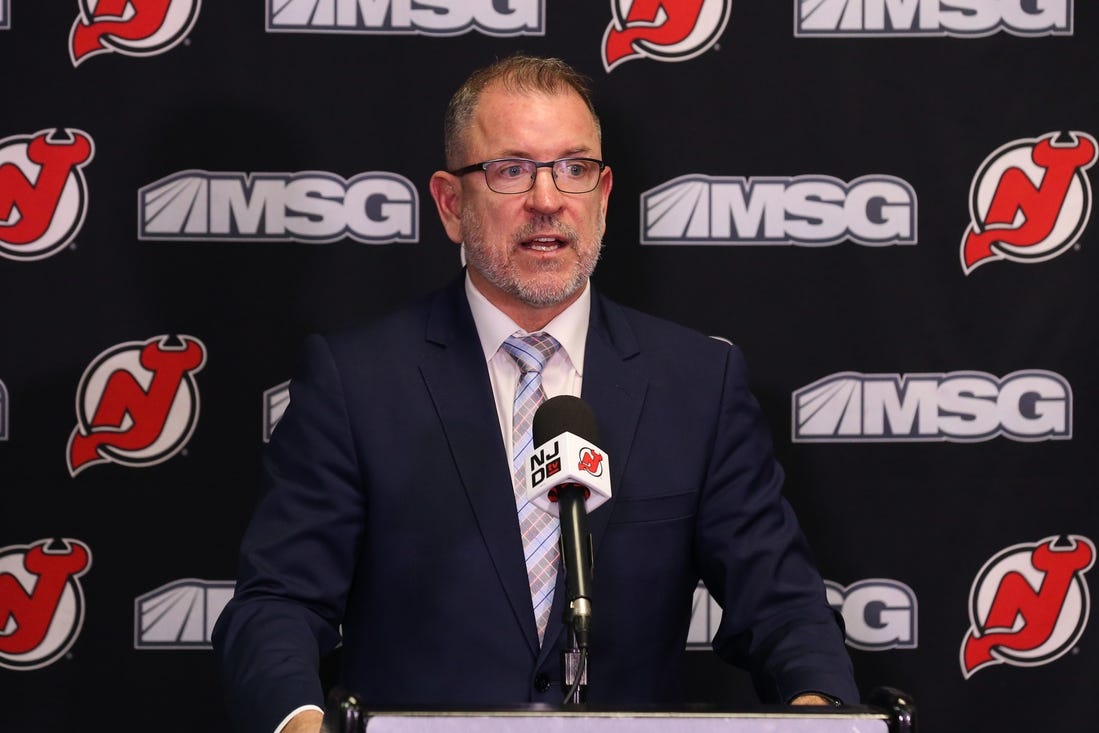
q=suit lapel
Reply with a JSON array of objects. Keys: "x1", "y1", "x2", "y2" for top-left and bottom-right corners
[{"x1": 418, "y1": 278, "x2": 541, "y2": 656}]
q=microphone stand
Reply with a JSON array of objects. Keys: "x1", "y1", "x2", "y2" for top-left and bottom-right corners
[
  {"x1": 557, "y1": 484, "x2": 593, "y2": 705},
  {"x1": 562, "y1": 623, "x2": 589, "y2": 704}
]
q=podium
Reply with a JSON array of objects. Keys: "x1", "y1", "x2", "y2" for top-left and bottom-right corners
[{"x1": 326, "y1": 687, "x2": 916, "y2": 733}]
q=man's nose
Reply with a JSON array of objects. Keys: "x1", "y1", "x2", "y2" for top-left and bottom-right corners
[{"x1": 525, "y1": 167, "x2": 565, "y2": 212}]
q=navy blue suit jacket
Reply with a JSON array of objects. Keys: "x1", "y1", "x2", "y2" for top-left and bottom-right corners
[{"x1": 213, "y1": 275, "x2": 857, "y2": 733}]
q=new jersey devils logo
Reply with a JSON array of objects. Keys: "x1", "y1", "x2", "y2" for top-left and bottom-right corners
[
  {"x1": 67, "y1": 335, "x2": 207, "y2": 476},
  {"x1": 960, "y1": 535, "x2": 1094, "y2": 678},
  {"x1": 602, "y1": 0, "x2": 731, "y2": 72},
  {"x1": 0, "y1": 129, "x2": 95, "y2": 262},
  {"x1": 69, "y1": 0, "x2": 202, "y2": 67},
  {"x1": 961, "y1": 131, "x2": 1097, "y2": 274},
  {"x1": 0, "y1": 538, "x2": 92, "y2": 671},
  {"x1": 578, "y1": 447, "x2": 604, "y2": 477}
]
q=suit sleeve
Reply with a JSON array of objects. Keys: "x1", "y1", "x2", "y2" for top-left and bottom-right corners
[
  {"x1": 695, "y1": 345, "x2": 859, "y2": 704},
  {"x1": 212, "y1": 334, "x2": 363, "y2": 733}
]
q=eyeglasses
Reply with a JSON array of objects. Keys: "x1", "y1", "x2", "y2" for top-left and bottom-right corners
[{"x1": 448, "y1": 157, "x2": 606, "y2": 194}]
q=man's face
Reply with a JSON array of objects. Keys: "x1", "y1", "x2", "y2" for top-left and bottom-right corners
[{"x1": 433, "y1": 84, "x2": 612, "y2": 318}]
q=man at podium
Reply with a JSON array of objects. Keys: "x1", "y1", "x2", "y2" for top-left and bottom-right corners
[{"x1": 213, "y1": 53, "x2": 858, "y2": 733}]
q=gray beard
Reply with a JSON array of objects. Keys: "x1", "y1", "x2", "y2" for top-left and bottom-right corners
[{"x1": 461, "y1": 212, "x2": 603, "y2": 308}]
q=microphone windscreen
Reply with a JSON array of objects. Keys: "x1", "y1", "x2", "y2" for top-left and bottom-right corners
[{"x1": 533, "y1": 395, "x2": 600, "y2": 446}]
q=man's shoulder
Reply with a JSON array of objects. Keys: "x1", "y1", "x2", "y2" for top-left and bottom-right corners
[
  {"x1": 300, "y1": 282, "x2": 460, "y2": 371},
  {"x1": 328, "y1": 279, "x2": 461, "y2": 343},
  {"x1": 594, "y1": 289, "x2": 735, "y2": 358}
]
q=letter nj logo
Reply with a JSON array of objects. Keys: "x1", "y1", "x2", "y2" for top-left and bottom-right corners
[
  {"x1": 70, "y1": 0, "x2": 202, "y2": 66},
  {"x1": 603, "y1": 0, "x2": 730, "y2": 72},
  {"x1": 0, "y1": 538, "x2": 93, "y2": 671},
  {"x1": 961, "y1": 131, "x2": 1096, "y2": 273},
  {"x1": 67, "y1": 335, "x2": 207, "y2": 476},
  {"x1": 578, "y1": 447, "x2": 604, "y2": 477},
  {"x1": 0, "y1": 129, "x2": 95, "y2": 262},
  {"x1": 961, "y1": 535, "x2": 1094, "y2": 678}
]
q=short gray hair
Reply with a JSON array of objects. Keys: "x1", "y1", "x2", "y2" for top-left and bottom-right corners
[{"x1": 443, "y1": 54, "x2": 601, "y2": 168}]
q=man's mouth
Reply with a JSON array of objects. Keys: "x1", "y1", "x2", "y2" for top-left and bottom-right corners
[{"x1": 522, "y1": 236, "x2": 566, "y2": 252}]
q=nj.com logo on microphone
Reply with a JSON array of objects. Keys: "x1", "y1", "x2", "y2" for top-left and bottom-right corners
[
  {"x1": 529, "y1": 439, "x2": 607, "y2": 489},
  {"x1": 525, "y1": 431, "x2": 613, "y2": 516},
  {"x1": 529, "y1": 440, "x2": 564, "y2": 488}
]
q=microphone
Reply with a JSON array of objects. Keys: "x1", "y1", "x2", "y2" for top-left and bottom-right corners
[{"x1": 525, "y1": 395, "x2": 611, "y2": 650}]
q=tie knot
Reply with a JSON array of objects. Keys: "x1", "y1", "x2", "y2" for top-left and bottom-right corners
[{"x1": 502, "y1": 332, "x2": 561, "y2": 375}]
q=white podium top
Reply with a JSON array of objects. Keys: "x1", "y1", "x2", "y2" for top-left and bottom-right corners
[{"x1": 360, "y1": 709, "x2": 890, "y2": 733}]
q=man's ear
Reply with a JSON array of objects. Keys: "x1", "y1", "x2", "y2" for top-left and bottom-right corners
[
  {"x1": 429, "y1": 171, "x2": 464, "y2": 244},
  {"x1": 598, "y1": 164, "x2": 613, "y2": 221}
]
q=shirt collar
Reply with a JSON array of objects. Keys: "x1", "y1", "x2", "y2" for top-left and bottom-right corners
[{"x1": 465, "y1": 272, "x2": 590, "y2": 375}]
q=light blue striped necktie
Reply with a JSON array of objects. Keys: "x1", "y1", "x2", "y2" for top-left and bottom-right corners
[{"x1": 501, "y1": 331, "x2": 562, "y2": 644}]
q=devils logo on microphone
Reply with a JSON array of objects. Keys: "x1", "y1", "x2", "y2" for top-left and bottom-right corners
[
  {"x1": 960, "y1": 535, "x2": 1094, "y2": 678},
  {"x1": 578, "y1": 447, "x2": 604, "y2": 477},
  {"x1": 70, "y1": 0, "x2": 202, "y2": 67}
]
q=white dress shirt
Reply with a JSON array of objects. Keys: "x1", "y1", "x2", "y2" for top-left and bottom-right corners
[{"x1": 465, "y1": 274, "x2": 589, "y2": 455}]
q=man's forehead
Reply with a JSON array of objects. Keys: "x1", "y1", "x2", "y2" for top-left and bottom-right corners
[
  {"x1": 477, "y1": 83, "x2": 584, "y2": 111},
  {"x1": 472, "y1": 86, "x2": 596, "y2": 135},
  {"x1": 454, "y1": 83, "x2": 601, "y2": 164}
]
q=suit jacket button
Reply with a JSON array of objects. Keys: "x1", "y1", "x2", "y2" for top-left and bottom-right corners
[{"x1": 534, "y1": 673, "x2": 550, "y2": 692}]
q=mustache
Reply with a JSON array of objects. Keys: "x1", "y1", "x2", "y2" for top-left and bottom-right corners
[{"x1": 512, "y1": 217, "x2": 580, "y2": 245}]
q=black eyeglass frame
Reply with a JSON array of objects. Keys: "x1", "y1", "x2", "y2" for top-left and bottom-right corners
[{"x1": 447, "y1": 157, "x2": 607, "y2": 194}]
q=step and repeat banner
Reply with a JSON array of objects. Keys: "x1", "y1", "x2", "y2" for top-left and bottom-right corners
[{"x1": 2, "y1": 2, "x2": 1096, "y2": 731}]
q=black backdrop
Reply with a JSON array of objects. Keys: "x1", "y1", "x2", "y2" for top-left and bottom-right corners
[{"x1": 3, "y1": 2, "x2": 1097, "y2": 731}]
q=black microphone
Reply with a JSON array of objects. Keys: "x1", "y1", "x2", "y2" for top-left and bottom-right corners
[{"x1": 527, "y1": 395, "x2": 611, "y2": 650}]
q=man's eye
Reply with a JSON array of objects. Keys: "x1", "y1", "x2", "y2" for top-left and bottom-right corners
[{"x1": 500, "y1": 164, "x2": 527, "y2": 178}]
